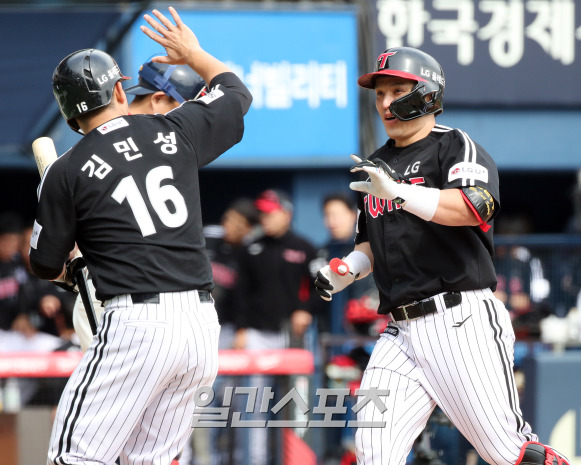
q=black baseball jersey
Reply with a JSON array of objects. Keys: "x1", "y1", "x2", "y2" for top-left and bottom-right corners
[
  {"x1": 355, "y1": 124, "x2": 501, "y2": 314},
  {"x1": 30, "y1": 72, "x2": 252, "y2": 302},
  {"x1": 235, "y1": 231, "x2": 319, "y2": 332}
]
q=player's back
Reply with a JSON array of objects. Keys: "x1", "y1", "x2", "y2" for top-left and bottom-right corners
[
  {"x1": 60, "y1": 114, "x2": 211, "y2": 300},
  {"x1": 31, "y1": 72, "x2": 251, "y2": 301}
]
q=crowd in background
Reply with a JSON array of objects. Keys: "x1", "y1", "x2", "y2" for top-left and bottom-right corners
[
  {"x1": 2, "y1": 185, "x2": 580, "y2": 354},
  {"x1": 1, "y1": 182, "x2": 581, "y2": 464}
]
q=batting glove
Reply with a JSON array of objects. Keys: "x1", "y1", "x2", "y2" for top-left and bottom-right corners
[
  {"x1": 349, "y1": 154, "x2": 441, "y2": 222},
  {"x1": 52, "y1": 256, "x2": 86, "y2": 293},
  {"x1": 315, "y1": 258, "x2": 356, "y2": 302},
  {"x1": 349, "y1": 154, "x2": 405, "y2": 203}
]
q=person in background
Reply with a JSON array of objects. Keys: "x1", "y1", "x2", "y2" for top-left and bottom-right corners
[
  {"x1": 233, "y1": 188, "x2": 319, "y2": 465},
  {"x1": 234, "y1": 189, "x2": 319, "y2": 351},
  {"x1": 194, "y1": 198, "x2": 260, "y2": 465},
  {"x1": 205, "y1": 197, "x2": 260, "y2": 350},
  {"x1": 0, "y1": 212, "x2": 26, "y2": 332},
  {"x1": 315, "y1": 192, "x2": 381, "y2": 337},
  {"x1": 494, "y1": 214, "x2": 551, "y2": 340}
]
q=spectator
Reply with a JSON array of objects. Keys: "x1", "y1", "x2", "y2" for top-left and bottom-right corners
[
  {"x1": 197, "y1": 198, "x2": 260, "y2": 465},
  {"x1": 0, "y1": 212, "x2": 27, "y2": 331},
  {"x1": 494, "y1": 214, "x2": 551, "y2": 339},
  {"x1": 204, "y1": 198, "x2": 260, "y2": 349},
  {"x1": 233, "y1": 188, "x2": 319, "y2": 465},
  {"x1": 315, "y1": 192, "x2": 382, "y2": 337},
  {"x1": 234, "y1": 189, "x2": 319, "y2": 350}
]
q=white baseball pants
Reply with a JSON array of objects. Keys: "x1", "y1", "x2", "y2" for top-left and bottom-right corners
[{"x1": 48, "y1": 290, "x2": 220, "y2": 465}]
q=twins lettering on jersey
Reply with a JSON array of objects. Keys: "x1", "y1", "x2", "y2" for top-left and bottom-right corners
[{"x1": 364, "y1": 176, "x2": 426, "y2": 218}]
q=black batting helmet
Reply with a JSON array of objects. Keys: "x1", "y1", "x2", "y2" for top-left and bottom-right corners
[
  {"x1": 52, "y1": 49, "x2": 129, "y2": 133},
  {"x1": 358, "y1": 47, "x2": 445, "y2": 121},
  {"x1": 124, "y1": 61, "x2": 207, "y2": 103}
]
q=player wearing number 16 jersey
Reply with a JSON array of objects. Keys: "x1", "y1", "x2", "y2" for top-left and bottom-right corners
[{"x1": 29, "y1": 7, "x2": 251, "y2": 465}]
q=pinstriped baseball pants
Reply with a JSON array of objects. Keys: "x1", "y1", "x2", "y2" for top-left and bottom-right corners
[
  {"x1": 355, "y1": 289, "x2": 536, "y2": 465},
  {"x1": 48, "y1": 290, "x2": 220, "y2": 465}
]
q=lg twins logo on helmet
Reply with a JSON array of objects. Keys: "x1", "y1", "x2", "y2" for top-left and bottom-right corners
[
  {"x1": 377, "y1": 51, "x2": 397, "y2": 70},
  {"x1": 420, "y1": 67, "x2": 445, "y2": 86},
  {"x1": 448, "y1": 162, "x2": 488, "y2": 183},
  {"x1": 96, "y1": 65, "x2": 122, "y2": 86}
]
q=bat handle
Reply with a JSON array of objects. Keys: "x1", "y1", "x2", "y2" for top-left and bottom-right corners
[{"x1": 75, "y1": 268, "x2": 98, "y2": 336}]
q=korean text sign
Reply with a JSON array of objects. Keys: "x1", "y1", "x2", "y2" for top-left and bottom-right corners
[{"x1": 373, "y1": 0, "x2": 581, "y2": 106}]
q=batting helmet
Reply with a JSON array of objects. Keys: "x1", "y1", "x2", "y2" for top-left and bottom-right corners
[
  {"x1": 124, "y1": 61, "x2": 207, "y2": 103},
  {"x1": 358, "y1": 47, "x2": 445, "y2": 121},
  {"x1": 52, "y1": 49, "x2": 129, "y2": 133}
]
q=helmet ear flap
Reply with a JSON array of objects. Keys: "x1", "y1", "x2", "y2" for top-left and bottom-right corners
[
  {"x1": 389, "y1": 84, "x2": 443, "y2": 121},
  {"x1": 423, "y1": 89, "x2": 443, "y2": 115}
]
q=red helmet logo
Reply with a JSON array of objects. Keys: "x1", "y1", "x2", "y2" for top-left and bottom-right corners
[{"x1": 377, "y1": 51, "x2": 397, "y2": 70}]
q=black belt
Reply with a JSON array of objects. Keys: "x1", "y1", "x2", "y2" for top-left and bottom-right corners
[
  {"x1": 390, "y1": 292, "x2": 462, "y2": 321},
  {"x1": 131, "y1": 290, "x2": 213, "y2": 304}
]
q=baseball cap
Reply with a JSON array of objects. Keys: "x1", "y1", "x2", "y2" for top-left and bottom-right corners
[
  {"x1": 255, "y1": 189, "x2": 293, "y2": 213},
  {"x1": 124, "y1": 61, "x2": 207, "y2": 103},
  {"x1": 228, "y1": 198, "x2": 260, "y2": 225}
]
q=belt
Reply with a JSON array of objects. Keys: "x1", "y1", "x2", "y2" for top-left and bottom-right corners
[
  {"x1": 131, "y1": 290, "x2": 213, "y2": 304},
  {"x1": 390, "y1": 292, "x2": 462, "y2": 321}
]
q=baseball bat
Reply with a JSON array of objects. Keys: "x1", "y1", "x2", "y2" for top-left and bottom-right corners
[
  {"x1": 31, "y1": 136, "x2": 99, "y2": 336},
  {"x1": 32, "y1": 137, "x2": 58, "y2": 177}
]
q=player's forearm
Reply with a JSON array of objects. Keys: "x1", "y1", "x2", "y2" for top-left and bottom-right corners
[
  {"x1": 354, "y1": 241, "x2": 374, "y2": 272},
  {"x1": 431, "y1": 188, "x2": 480, "y2": 227},
  {"x1": 185, "y1": 49, "x2": 232, "y2": 89}
]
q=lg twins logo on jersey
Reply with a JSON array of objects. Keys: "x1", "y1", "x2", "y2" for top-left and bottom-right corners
[
  {"x1": 365, "y1": 177, "x2": 425, "y2": 218},
  {"x1": 197, "y1": 84, "x2": 225, "y2": 105},
  {"x1": 98, "y1": 117, "x2": 129, "y2": 134},
  {"x1": 448, "y1": 162, "x2": 488, "y2": 183}
]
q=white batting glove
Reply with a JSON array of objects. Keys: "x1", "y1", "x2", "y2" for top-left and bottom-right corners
[
  {"x1": 349, "y1": 154, "x2": 404, "y2": 203},
  {"x1": 349, "y1": 154, "x2": 441, "y2": 222},
  {"x1": 315, "y1": 258, "x2": 356, "y2": 302}
]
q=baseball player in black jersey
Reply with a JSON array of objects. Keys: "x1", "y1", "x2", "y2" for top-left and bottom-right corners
[
  {"x1": 71, "y1": 60, "x2": 209, "y2": 353},
  {"x1": 29, "y1": 7, "x2": 252, "y2": 465},
  {"x1": 314, "y1": 47, "x2": 569, "y2": 465}
]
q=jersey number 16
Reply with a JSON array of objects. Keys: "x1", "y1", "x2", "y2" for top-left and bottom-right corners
[{"x1": 111, "y1": 165, "x2": 187, "y2": 237}]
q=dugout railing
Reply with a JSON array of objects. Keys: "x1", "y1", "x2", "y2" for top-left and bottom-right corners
[{"x1": 0, "y1": 349, "x2": 316, "y2": 465}]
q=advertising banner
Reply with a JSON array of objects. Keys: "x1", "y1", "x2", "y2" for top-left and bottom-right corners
[
  {"x1": 372, "y1": 0, "x2": 581, "y2": 106},
  {"x1": 129, "y1": 9, "x2": 358, "y2": 166}
]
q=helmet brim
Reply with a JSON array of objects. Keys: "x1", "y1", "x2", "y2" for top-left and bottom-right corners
[
  {"x1": 124, "y1": 81, "x2": 156, "y2": 96},
  {"x1": 358, "y1": 69, "x2": 427, "y2": 89}
]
